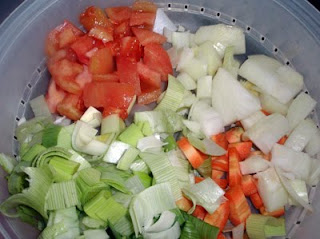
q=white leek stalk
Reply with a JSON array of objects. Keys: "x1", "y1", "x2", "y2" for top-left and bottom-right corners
[{"x1": 80, "y1": 106, "x2": 102, "y2": 128}]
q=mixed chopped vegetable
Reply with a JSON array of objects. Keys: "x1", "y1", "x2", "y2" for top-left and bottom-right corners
[{"x1": 0, "y1": 1, "x2": 319, "y2": 239}]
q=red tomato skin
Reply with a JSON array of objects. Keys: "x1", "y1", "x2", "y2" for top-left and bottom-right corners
[
  {"x1": 57, "y1": 94, "x2": 85, "y2": 120},
  {"x1": 119, "y1": 36, "x2": 142, "y2": 62},
  {"x1": 80, "y1": 6, "x2": 112, "y2": 31},
  {"x1": 117, "y1": 57, "x2": 141, "y2": 95},
  {"x1": 71, "y1": 35, "x2": 97, "y2": 65},
  {"x1": 89, "y1": 48, "x2": 114, "y2": 75},
  {"x1": 105, "y1": 7, "x2": 132, "y2": 24},
  {"x1": 45, "y1": 80, "x2": 66, "y2": 113}
]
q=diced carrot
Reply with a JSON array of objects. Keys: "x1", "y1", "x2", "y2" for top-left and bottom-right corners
[
  {"x1": 195, "y1": 176, "x2": 205, "y2": 184},
  {"x1": 241, "y1": 175, "x2": 258, "y2": 196},
  {"x1": 277, "y1": 135, "x2": 288, "y2": 145},
  {"x1": 212, "y1": 169, "x2": 224, "y2": 179},
  {"x1": 228, "y1": 142, "x2": 252, "y2": 161},
  {"x1": 192, "y1": 205, "x2": 207, "y2": 220},
  {"x1": 204, "y1": 201, "x2": 230, "y2": 231},
  {"x1": 226, "y1": 127, "x2": 244, "y2": 144},
  {"x1": 176, "y1": 196, "x2": 192, "y2": 212},
  {"x1": 260, "y1": 206, "x2": 285, "y2": 218},
  {"x1": 225, "y1": 186, "x2": 251, "y2": 226},
  {"x1": 261, "y1": 109, "x2": 271, "y2": 116},
  {"x1": 211, "y1": 133, "x2": 228, "y2": 150},
  {"x1": 212, "y1": 155, "x2": 229, "y2": 172},
  {"x1": 250, "y1": 193, "x2": 264, "y2": 209},
  {"x1": 248, "y1": 150, "x2": 271, "y2": 161},
  {"x1": 177, "y1": 137, "x2": 205, "y2": 169},
  {"x1": 217, "y1": 233, "x2": 226, "y2": 239},
  {"x1": 213, "y1": 178, "x2": 228, "y2": 189},
  {"x1": 228, "y1": 148, "x2": 242, "y2": 187}
]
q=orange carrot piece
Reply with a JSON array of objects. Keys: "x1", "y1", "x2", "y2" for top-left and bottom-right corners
[
  {"x1": 277, "y1": 135, "x2": 288, "y2": 145},
  {"x1": 192, "y1": 205, "x2": 207, "y2": 220},
  {"x1": 226, "y1": 127, "x2": 244, "y2": 144},
  {"x1": 177, "y1": 137, "x2": 205, "y2": 169},
  {"x1": 204, "y1": 201, "x2": 230, "y2": 231},
  {"x1": 260, "y1": 206, "x2": 285, "y2": 218},
  {"x1": 228, "y1": 148, "x2": 242, "y2": 187},
  {"x1": 250, "y1": 193, "x2": 264, "y2": 209},
  {"x1": 176, "y1": 196, "x2": 193, "y2": 212},
  {"x1": 195, "y1": 176, "x2": 205, "y2": 184},
  {"x1": 211, "y1": 133, "x2": 228, "y2": 150},
  {"x1": 212, "y1": 155, "x2": 229, "y2": 172},
  {"x1": 241, "y1": 175, "x2": 258, "y2": 196},
  {"x1": 228, "y1": 142, "x2": 252, "y2": 161}
]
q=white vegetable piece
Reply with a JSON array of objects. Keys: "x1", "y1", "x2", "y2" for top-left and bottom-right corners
[
  {"x1": 255, "y1": 167, "x2": 288, "y2": 212},
  {"x1": 177, "y1": 72, "x2": 196, "y2": 90},
  {"x1": 137, "y1": 135, "x2": 165, "y2": 153},
  {"x1": 211, "y1": 68, "x2": 261, "y2": 126},
  {"x1": 288, "y1": 179, "x2": 309, "y2": 206},
  {"x1": 239, "y1": 155, "x2": 270, "y2": 175},
  {"x1": 286, "y1": 92, "x2": 317, "y2": 131},
  {"x1": 180, "y1": 57, "x2": 208, "y2": 80},
  {"x1": 163, "y1": 27, "x2": 173, "y2": 43},
  {"x1": 285, "y1": 118, "x2": 318, "y2": 151},
  {"x1": 197, "y1": 41, "x2": 222, "y2": 75},
  {"x1": 271, "y1": 144, "x2": 312, "y2": 181},
  {"x1": 239, "y1": 55, "x2": 304, "y2": 104},
  {"x1": 30, "y1": 95, "x2": 52, "y2": 118},
  {"x1": 172, "y1": 31, "x2": 190, "y2": 49},
  {"x1": 103, "y1": 141, "x2": 131, "y2": 164},
  {"x1": 80, "y1": 106, "x2": 102, "y2": 128},
  {"x1": 240, "y1": 111, "x2": 266, "y2": 131},
  {"x1": 197, "y1": 76, "x2": 212, "y2": 99},
  {"x1": 305, "y1": 130, "x2": 320, "y2": 156},
  {"x1": 182, "y1": 120, "x2": 202, "y2": 136},
  {"x1": 145, "y1": 211, "x2": 176, "y2": 233},
  {"x1": 232, "y1": 223, "x2": 244, "y2": 239},
  {"x1": 259, "y1": 93, "x2": 289, "y2": 115},
  {"x1": 194, "y1": 24, "x2": 246, "y2": 56},
  {"x1": 166, "y1": 47, "x2": 180, "y2": 69},
  {"x1": 308, "y1": 159, "x2": 320, "y2": 185},
  {"x1": 189, "y1": 33, "x2": 196, "y2": 47},
  {"x1": 153, "y1": 9, "x2": 177, "y2": 35},
  {"x1": 243, "y1": 113, "x2": 289, "y2": 154}
]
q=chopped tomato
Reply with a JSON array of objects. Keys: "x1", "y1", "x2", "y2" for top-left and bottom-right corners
[
  {"x1": 48, "y1": 48, "x2": 78, "y2": 66},
  {"x1": 80, "y1": 6, "x2": 112, "y2": 31},
  {"x1": 45, "y1": 80, "x2": 66, "y2": 113},
  {"x1": 114, "y1": 21, "x2": 132, "y2": 39},
  {"x1": 45, "y1": 20, "x2": 83, "y2": 56},
  {"x1": 132, "y1": 27, "x2": 166, "y2": 46},
  {"x1": 48, "y1": 58, "x2": 83, "y2": 78},
  {"x1": 143, "y1": 43, "x2": 173, "y2": 81},
  {"x1": 137, "y1": 62, "x2": 161, "y2": 88},
  {"x1": 105, "y1": 7, "x2": 132, "y2": 24},
  {"x1": 71, "y1": 35, "x2": 97, "y2": 64},
  {"x1": 75, "y1": 66, "x2": 92, "y2": 89},
  {"x1": 83, "y1": 82, "x2": 135, "y2": 109},
  {"x1": 119, "y1": 36, "x2": 142, "y2": 62},
  {"x1": 57, "y1": 94, "x2": 85, "y2": 121},
  {"x1": 102, "y1": 106, "x2": 128, "y2": 120},
  {"x1": 105, "y1": 40, "x2": 121, "y2": 56},
  {"x1": 92, "y1": 72, "x2": 119, "y2": 82},
  {"x1": 137, "y1": 87, "x2": 162, "y2": 105},
  {"x1": 117, "y1": 57, "x2": 141, "y2": 95},
  {"x1": 89, "y1": 48, "x2": 114, "y2": 75},
  {"x1": 129, "y1": 12, "x2": 156, "y2": 28},
  {"x1": 54, "y1": 76, "x2": 82, "y2": 95},
  {"x1": 132, "y1": 0, "x2": 157, "y2": 13},
  {"x1": 88, "y1": 25, "x2": 113, "y2": 43}
]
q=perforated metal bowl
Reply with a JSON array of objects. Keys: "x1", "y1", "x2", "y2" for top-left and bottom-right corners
[{"x1": 0, "y1": 0, "x2": 320, "y2": 238}]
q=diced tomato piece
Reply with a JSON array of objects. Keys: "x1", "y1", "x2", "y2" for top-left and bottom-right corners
[
  {"x1": 249, "y1": 193, "x2": 264, "y2": 209},
  {"x1": 105, "y1": 40, "x2": 121, "y2": 56},
  {"x1": 212, "y1": 155, "x2": 229, "y2": 172},
  {"x1": 57, "y1": 94, "x2": 85, "y2": 121},
  {"x1": 144, "y1": 43, "x2": 173, "y2": 81},
  {"x1": 89, "y1": 48, "x2": 114, "y2": 75},
  {"x1": 48, "y1": 59, "x2": 83, "y2": 78},
  {"x1": 226, "y1": 127, "x2": 244, "y2": 144},
  {"x1": 129, "y1": 12, "x2": 156, "y2": 28},
  {"x1": 137, "y1": 87, "x2": 162, "y2": 105},
  {"x1": 204, "y1": 201, "x2": 230, "y2": 231},
  {"x1": 45, "y1": 80, "x2": 66, "y2": 113},
  {"x1": 54, "y1": 76, "x2": 82, "y2": 95},
  {"x1": 177, "y1": 137, "x2": 206, "y2": 169},
  {"x1": 132, "y1": 27, "x2": 166, "y2": 46},
  {"x1": 102, "y1": 106, "x2": 128, "y2": 120},
  {"x1": 228, "y1": 142, "x2": 252, "y2": 161},
  {"x1": 132, "y1": 0, "x2": 158, "y2": 13},
  {"x1": 88, "y1": 25, "x2": 113, "y2": 43},
  {"x1": 228, "y1": 147, "x2": 242, "y2": 187},
  {"x1": 212, "y1": 169, "x2": 224, "y2": 179},
  {"x1": 83, "y1": 82, "x2": 135, "y2": 109},
  {"x1": 48, "y1": 48, "x2": 78, "y2": 65},
  {"x1": 71, "y1": 35, "x2": 97, "y2": 64},
  {"x1": 195, "y1": 176, "x2": 205, "y2": 184},
  {"x1": 105, "y1": 7, "x2": 132, "y2": 24},
  {"x1": 176, "y1": 197, "x2": 193, "y2": 212},
  {"x1": 217, "y1": 233, "x2": 226, "y2": 239},
  {"x1": 213, "y1": 178, "x2": 228, "y2": 189},
  {"x1": 45, "y1": 20, "x2": 83, "y2": 56},
  {"x1": 119, "y1": 37, "x2": 142, "y2": 62},
  {"x1": 277, "y1": 135, "x2": 288, "y2": 145},
  {"x1": 117, "y1": 57, "x2": 141, "y2": 95},
  {"x1": 80, "y1": 6, "x2": 112, "y2": 31},
  {"x1": 75, "y1": 66, "x2": 92, "y2": 89},
  {"x1": 92, "y1": 72, "x2": 119, "y2": 82},
  {"x1": 241, "y1": 175, "x2": 258, "y2": 196},
  {"x1": 211, "y1": 133, "x2": 228, "y2": 150},
  {"x1": 225, "y1": 186, "x2": 251, "y2": 226},
  {"x1": 192, "y1": 205, "x2": 207, "y2": 221},
  {"x1": 114, "y1": 21, "x2": 132, "y2": 39},
  {"x1": 260, "y1": 206, "x2": 285, "y2": 218},
  {"x1": 137, "y1": 62, "x2": 161, "y2": 88}
]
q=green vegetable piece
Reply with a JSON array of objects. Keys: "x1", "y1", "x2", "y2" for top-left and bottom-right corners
[
  {"x1": 49, "y1": 156, "x2": 80, "y2": 175},
  {"x1": 8, "y1": 173, "x2": 25, "y2": 195},
  {"x1": 117, "y1": 147, "x2": 140, "y2": 171},
  {"x1": 170, "y1": 208, "x2": 185, "y2": 225},
  {"x1": 197, "y1": 158, "x2": 212, "y2": 178},
  {"x1": 164, "y1": 135, "x2": 177, "y2": 152},
  {"x1": 0, "y1": 153, "x2": 17, "y2": 174},
  {"x1": 81, "y1": 216, "x2": 107, "y2": 229},
  {"x1": 118, "y1": 124, "x2": 144, "y2": 147},
  {"x1": 133, "y1": 171, "x2": 152, "y2": 188},
  {"x1": 101, "y1": 114, "x2": 125, "y2": 134},
  {"x1": 21, "y1": 144, "x2": 46, "y2": 162},
  {"x1": 42, "y1": 125, "x2": 72, "y2": 149},
  {"x1": 181, "y1": 220, "x2": 201, "y2": 239},
  {"x1": 17, "y1": 206, "x2": 45, "y2": 230}
]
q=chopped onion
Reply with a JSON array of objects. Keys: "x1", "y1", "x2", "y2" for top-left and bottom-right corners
[
  {"x1": 153, "y1": 9, "x2": 177, "y2": 35},
  {"x1": 167, "y1": 47, "x2": 180, "y2": 69},
  {"x1": 137, "y1": 136, "x2": 165, "y2": 153},
  {"x1": 240, "y1": 110, "x2": 266, "y2": 131},
  {"x1": 197, "y1": 41, "x2": 222, "y2": 75},
  {"x1": 80, "y1": 106, "x2": 102, "y2": 128},
  {"x1": 177, "y1": 72, "x2": 196, "y2": 90},
  {"x1": 240, "y1": 155, "x2": 270, "y2": 175},
  {"x1": 287, "y1": 179, "x2": 308, "y2": 206},
  {"x1": 307, "y1": 159, "x2": 320, "y2": 185},
  {"x1": 172, "y1": 31, "x2": 190, "y2": 49},
  {"x1": 259, "y1": 93, "x2": 289, "y2": 116},
  {"x1": 197, "y1": 76, "x2": 212, "y2": 100},
  {"x1": 305, "y1": 130, "x2": 320, "y2": 156},
  {"x1": 145, "y1": 210, "x2": 176, "y2": 233}
]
